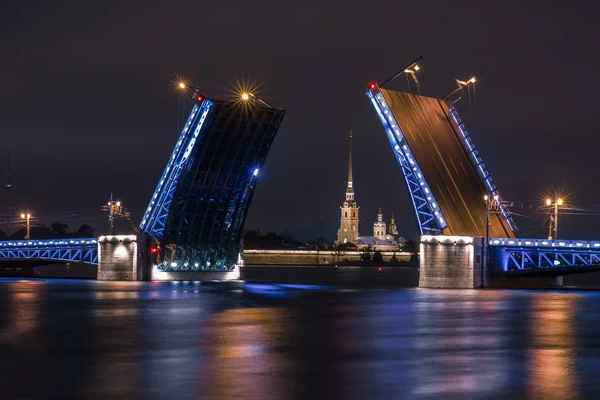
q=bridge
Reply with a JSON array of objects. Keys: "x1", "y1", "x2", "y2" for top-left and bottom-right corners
[
  {"x1": 1, "y1": 66, "x2": 598, "y2": 286},
  {"x1": 0, "y1": 88, "x2": 286, "y2": 281},
  {"x1": 0, "y1": 238, "x2": 98, "y2": 263},
  {"x1": 366, "y1": 74, "x2": 600, "y2": 288}
]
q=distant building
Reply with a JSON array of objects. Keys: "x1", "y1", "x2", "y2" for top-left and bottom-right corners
[
  {"x1": 357, "y1": 209, "x2": 405, "y2": 251},
  {"x1": 373, "y1": 208, "x2": 386, "y2": 240},
  {"x1": 334, "y1": 131, "x2": 405, "y2": 251}
]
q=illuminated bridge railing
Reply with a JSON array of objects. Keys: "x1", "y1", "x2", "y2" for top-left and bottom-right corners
[
  {"x1": 0, "y1": 238, "x2": 98, "y2": 264},
  {"x1": 490, "y1": 238, "x2": 600, "y2": 272}
]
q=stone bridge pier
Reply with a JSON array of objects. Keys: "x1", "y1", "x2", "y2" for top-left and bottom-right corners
[
  {"x1": 97, "y1": 234, "x2": 152, "y2": 281},
  {"x1": 419, "y1": 236, "x2": 485, "y2": 289}
]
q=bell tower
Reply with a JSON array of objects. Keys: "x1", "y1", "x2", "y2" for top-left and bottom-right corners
[
  {"x1": 373, "y1": 208, "x2": 387, "y2": 240},
  {"x1": 337, "y1": 130, "x2": 359, "y2": 244}
]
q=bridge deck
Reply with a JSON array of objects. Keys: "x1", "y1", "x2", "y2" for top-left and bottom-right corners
[{"x1": 380, "y1": 89, "x2": 514, "y2": 238}]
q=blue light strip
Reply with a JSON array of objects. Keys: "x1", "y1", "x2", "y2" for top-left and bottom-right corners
[
  {"x1": 448, "y1": 106, "x2": 517, "y2": 232},
  {"x1": 0, "y1": 238, "x2": 97, "y2": 247},
  {"x1": 0, "y1": 238, "x2": 98, "y2": 264},
  {"x1": 139, "y1": 100, "x2": 213, "y2": 237},
  {"x1": 367, "y1": 89, "x2": 446, "y2": 234},
  {"x1": 490, "y1": 238, "x2": 600, "y2": 248}
]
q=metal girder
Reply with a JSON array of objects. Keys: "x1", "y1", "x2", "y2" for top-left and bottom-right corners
[
  {"x1": 366, "y1": 89, "x2": 445, "y2": 235},
  {"x1": 139, "y1": 101, "x2": 213, "y2": 238},
  {"x1": 0, "y1": 238, "x2": 98, "y2": 264}
]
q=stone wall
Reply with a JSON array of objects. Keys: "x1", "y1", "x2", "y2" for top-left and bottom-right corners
[
  {"x1": 243, "y1": 249, "x2": 411, "y2": 266},
  {"x1": 419, "y1": 236, "x2": 484, "y2": 289}
]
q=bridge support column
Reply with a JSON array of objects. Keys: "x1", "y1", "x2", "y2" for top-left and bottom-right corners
[
  {"x1": 419, "y1": 236, "x2": 485, "y2": 289},
  {"x1": 97, "y1": 234, "x2": 152, "y2": 281}
]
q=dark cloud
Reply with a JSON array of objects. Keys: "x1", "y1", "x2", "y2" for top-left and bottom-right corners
[{"x1": 1, "y1": 0, "x2": 600, "y2": 240}]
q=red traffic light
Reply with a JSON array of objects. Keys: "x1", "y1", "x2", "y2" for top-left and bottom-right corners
[
  {"x1": 150, "y1": 247, "x2": 158, "y2": 254},
  {"x1": 196, "y1": 95, "x2": 204, "y2": 102},
  {"x1": 369, "y1": 82, "x2": 377, "y2": 90}
]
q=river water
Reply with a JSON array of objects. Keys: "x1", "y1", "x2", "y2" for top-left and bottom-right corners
[{"x1": 0, "y1": 279, "x2": 599, "y2": 399}]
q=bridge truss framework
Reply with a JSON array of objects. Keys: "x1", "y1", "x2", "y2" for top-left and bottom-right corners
[
  {"x1": 0, "y1": 238, "x2": 98, "y2": 264},
  {"x1": 491, "y1": 238, "x2": 600, "y2": 272}
]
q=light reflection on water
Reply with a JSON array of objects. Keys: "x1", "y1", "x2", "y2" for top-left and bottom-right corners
[
  {"x1": 0, "y1": 279, "x2": 600, "y2": 399},
  {"x1": 526, "y1": 294, "x2": 579, "y2": 400}
]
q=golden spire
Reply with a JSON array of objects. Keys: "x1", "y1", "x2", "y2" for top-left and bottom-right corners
[{"x1": 347, "y1": 129, "x2": 353, "y2": 191}]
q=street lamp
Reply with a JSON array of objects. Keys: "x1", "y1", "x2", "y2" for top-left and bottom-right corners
[
  {"x1": 107, "y1": 193, "x2": 123, "y2": 234},
  {"x1": 444, "y1": 74, "x2": 480, "y2": 101},
  {"x1": 378, "y1": 55, "x2": 424, "y2": 88},
  {"x1": 239, "y1": 92, "x2": 275, "y2": 109},
  {"x1": 20, "y1": 213, "x2": 31, "y2": 240},
  {"x1": 482, "y1": 194, "x2": 499, "y2": 288},
  {"x1": 546, "y1": 197, "x2": 564, "y2": 240}
]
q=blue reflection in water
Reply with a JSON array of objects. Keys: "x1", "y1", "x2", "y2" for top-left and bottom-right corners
[{"x1": 1, "y1": 280, "x2": 600, "y2": 399}]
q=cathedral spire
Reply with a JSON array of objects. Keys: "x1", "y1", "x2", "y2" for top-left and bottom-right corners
[
  {"x1": 347, "y1": 129, "x2": 353, "y2": 191},
  {"x1": 337, "y1": 129, "x2": 359, "y2": 245}
]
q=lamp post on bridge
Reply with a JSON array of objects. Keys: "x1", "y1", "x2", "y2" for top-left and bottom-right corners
[
  {"x1": 545, "y1": 197, "x2": 564, "y2": 240},
  {"x1": 482, "y1": 194, "x2": 499, "y2": 288},
  {"x1": 106, "y1": 193, "x2": 122, "y2": 234},
  {"x1": 20, "y1": 212, "x2": 31, "y2": 240}
]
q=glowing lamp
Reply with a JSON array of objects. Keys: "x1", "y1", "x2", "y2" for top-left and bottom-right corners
[
  {"x1": 546, "y1": 199, "x2": 552, "y2": 206},
  {"x1": 557, "y1": 198, "x2": 563, "y2": 206},
  {"x1": 178, "y1": 82, "x2": 186, "y2": 89},
  {"x1": 369, "y1": 83, "x2": 377, "y2": 90},
  {"x1": 150, "y1": 247, "x2": 158, "y2": 254},
  {"x1": 241, "y1": 93, "x2": 250, "y2": 101},
  {"x1": 196, "y1": 95, "x2": 203, "y2": 102}
]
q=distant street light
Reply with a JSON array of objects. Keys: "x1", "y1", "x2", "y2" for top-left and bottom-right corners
[
  {"x1": 178, "y1": 82, "x2": 186, "y2": 89},
  {"x1": 20, "y1": 213, "x2": 31, "y2": 240},
  {"x1": 546, "y1": 197, "x2": 564, "y2": 240}
]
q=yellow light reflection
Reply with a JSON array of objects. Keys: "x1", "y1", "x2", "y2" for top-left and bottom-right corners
[
  {"x1": 526, "y1": 294, "x2": 578, "y2": 399},
  {"x1": 200, "y1": 307, "x2": 288, "y2": 398}
]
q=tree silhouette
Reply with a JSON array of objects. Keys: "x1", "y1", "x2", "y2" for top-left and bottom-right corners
[
  {"x1": 74, "y1": 224, "x2": 95, "y2": 238},
  {"x1": 372, "y1": 250, "x2": 383, "y2": 264},
  {"x1": 51, "y1": 222, "x2": 69, "y2": 237}
]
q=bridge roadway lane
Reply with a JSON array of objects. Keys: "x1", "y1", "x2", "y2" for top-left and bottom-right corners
[{"x1": 380, "y1": 89, "x2": 513, "y2": 238}]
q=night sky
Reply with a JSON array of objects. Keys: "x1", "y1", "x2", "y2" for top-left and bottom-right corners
[{"x1": 2, "y1": 1, "x2": 600, "y2": 241}]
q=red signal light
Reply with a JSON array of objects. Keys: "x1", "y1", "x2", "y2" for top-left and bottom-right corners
[
  {"x1": 196, "y1": 95, "x2": 203, "y2": 102},
  {"x1": 150, "y1": 247, "x2": 158, "y2": 254},
  {"x1": 377, "y1": 267, "x2": 382, "y2": 272},
  {"x1": 369, "y1": 82, "x2": 377, "y2": 90}
]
